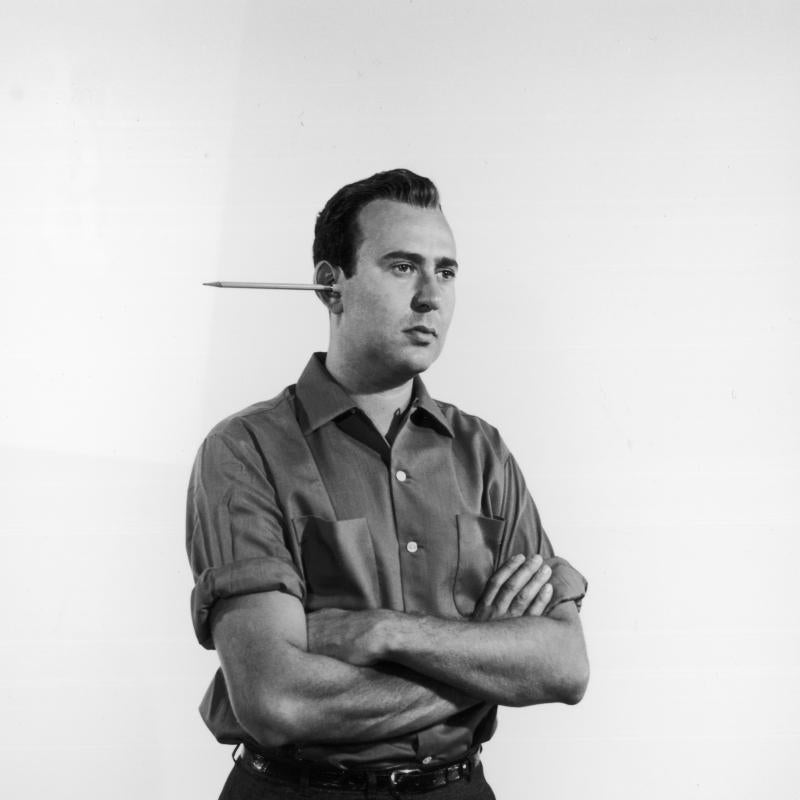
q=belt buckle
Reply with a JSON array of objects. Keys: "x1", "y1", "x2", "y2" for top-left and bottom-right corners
[
  {"x1": 389, "y1": 767, "x2": 423, "y2": 788},
  {"x1": 250, "y1": 754, "x2": 268, "y2": 774}
]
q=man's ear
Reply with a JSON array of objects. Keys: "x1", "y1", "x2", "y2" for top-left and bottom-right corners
[{"x1": 314, "y1": 261, "x2": 343, "y2": 313}]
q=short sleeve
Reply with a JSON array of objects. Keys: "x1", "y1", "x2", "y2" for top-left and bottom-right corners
[
  {"x1": 186, "y1": 428, "x2": 305, "y2": 649},
  {"x1": 497, "y1": 452, "x2": 588, "y2": 612}
]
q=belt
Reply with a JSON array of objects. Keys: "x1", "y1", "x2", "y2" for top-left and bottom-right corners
[{"x1": 235, "y1": 744, "x2": 481, "y2": 794}]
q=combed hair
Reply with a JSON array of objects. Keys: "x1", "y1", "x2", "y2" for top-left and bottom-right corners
[{"x1": 313, "y1": 169, "x2": 441, "y2": 277}]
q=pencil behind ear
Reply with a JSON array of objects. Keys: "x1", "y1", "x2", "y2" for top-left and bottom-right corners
[{"x1": 314, "y1": 261, "x2": 342, "y2": 312}]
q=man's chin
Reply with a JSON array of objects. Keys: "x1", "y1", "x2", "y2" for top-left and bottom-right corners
[
  {"x1": 395, "y1": 346, "x2": 440, "y2": 376},
  {"x1": 363, "y1": 342, "x2": 443, "y2": 387}
]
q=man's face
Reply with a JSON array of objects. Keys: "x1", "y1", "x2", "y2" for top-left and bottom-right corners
[{"x1": 334, "y1": 198, "x2": 457, "y2": 385}]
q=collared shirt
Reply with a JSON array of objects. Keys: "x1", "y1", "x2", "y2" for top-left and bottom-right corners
[{"x1": 186, "y1": 353, "x2": 586, "y2": 769}]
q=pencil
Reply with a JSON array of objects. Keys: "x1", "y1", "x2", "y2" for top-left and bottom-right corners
[{"x1": 203, "y1": 281, "x2": 336, "y2": 291}]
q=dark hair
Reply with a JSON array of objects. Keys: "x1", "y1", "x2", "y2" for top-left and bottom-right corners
[{"x1": 313, "y1": 168, "x2": 441, "y2": 278}]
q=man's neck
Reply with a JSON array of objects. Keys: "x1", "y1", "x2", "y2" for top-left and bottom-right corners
[{"x1": 324, "y1": 352, "x2": 414, "y2": 436}]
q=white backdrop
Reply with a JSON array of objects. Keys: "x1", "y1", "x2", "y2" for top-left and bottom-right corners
[{"x1": 2, "y1": 2, "x2": 798, "y2": 798}]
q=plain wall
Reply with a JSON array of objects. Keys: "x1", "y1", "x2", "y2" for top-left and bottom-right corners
[{"x1": 2, "y1": 1, "x2": 798, "y2": 798}]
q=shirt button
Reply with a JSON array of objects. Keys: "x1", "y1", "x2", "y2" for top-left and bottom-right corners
[
  {"x1": 395, "y1": 469, "x2": 407, "y2": 482},
  {"x1": 422, "y1": 756, "x2": 433, "y2": 765},
  {"x1": 406, "y1": 541, "x2": 418, "y2": 553}
]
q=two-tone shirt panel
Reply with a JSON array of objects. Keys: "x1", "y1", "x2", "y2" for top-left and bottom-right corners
[{"x1": 300, "y1": 407, "x2": 499, "y2": 619}]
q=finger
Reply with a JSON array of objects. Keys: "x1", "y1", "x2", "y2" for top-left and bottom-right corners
[
  {"x1": 525, "y1": 582, "x2": 553, "y2": 617},
  {"x1": 492, "y1": 555, "x2": 544, "y2": 615},
  {"x1": 507, "y1": 562, "x2": 552, "y2": 616},
  {"x1": 474, "y1": 554, "x2": 526, "y2": 612}
]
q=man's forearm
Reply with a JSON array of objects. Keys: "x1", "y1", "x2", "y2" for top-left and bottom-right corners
[
  {"x1": 381, "y1": 602, "x2": 589, "y2": 706},
  {"x1": 309, "y1": 602, "x2": 589, "y2": 708},
  {"x1": 247, "y1": 647, "x2": 479, "y2": 748},
  {"x1": 212, "y1": 592, "x2": 480, "y2": 750}
]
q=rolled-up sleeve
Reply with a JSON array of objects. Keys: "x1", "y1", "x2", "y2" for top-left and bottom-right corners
[
  {"x1": 186, "y1": 426, "x2": 305, "y2": 649},
  {"x1": 497, "y1": 451, "x2": 588, "y2": 612}
]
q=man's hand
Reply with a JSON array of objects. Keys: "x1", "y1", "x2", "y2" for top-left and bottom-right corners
[
  {"x1": 307, "y1": 607, "x2": 389, "y2": 666},
  {"x1": 471, "y1": 554, "x2": 553, "y2": 621}
]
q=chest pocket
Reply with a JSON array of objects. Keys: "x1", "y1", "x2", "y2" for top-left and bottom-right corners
[
  {"x1": 453, "y1": 514, "x2": 505, "y2": 617},
  {"x1": 293, "y1": 516, "x2": 380, "y2": 612}
]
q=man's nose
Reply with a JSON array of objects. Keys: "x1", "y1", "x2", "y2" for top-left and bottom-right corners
[{"x1": 411, "y1": 271, "x2": 441, "y2": 312}]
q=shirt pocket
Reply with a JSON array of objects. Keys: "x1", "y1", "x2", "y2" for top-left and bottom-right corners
[
  {"x1": 292, "y1": 515, "x2": 380, "y2": 612},
  {"x1": 453, "y1": 514, "x2": 505, "y2": 617}
]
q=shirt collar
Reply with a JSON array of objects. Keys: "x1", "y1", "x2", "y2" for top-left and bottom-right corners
[
  {"x1": 295, "y1": 353, "x2": 358, "y2": 434},
  {"x1": 410, "y1": 375, "x2": 454, "y2": 438},
  {"x1": 295, "y1": 353, "x2": 454, "y2": 439}
]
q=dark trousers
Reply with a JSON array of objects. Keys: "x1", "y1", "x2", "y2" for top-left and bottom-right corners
[{"x1": 218, "y1": 759, "x2": 497, "y2": 800}]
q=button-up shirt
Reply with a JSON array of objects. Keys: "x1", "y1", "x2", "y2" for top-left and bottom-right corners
[{"x1": 186, "y1": 353, "x2": 586, "y2": 768}]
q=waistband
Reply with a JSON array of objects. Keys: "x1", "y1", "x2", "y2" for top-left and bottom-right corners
[{"x1": 235, "y1": 744, "x2": 482, "y2": 794}]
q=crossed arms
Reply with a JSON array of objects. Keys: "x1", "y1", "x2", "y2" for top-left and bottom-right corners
[{"x1": 211, "y1": 553, "x2": 589, "y2": 749}]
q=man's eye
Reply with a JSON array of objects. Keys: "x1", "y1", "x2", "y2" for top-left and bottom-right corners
[
  {"x1": 393, "y1": 262, "x2": 414, "y2": 273},
  {"x1": 438, "y1": 268, "x2": 457, "y2": 280}
]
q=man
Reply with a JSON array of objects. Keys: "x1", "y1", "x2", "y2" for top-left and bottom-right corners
[{"x1": 187, "y1": 169, "x2": 589, "y2": 799}]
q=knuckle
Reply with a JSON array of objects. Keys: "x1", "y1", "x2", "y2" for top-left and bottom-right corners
[
  {"x1": 495, "y1": 588, "x2": 513, "y2": 605},
  {"x1": 504, "y1": 584, "x2": 522, "y2": 598}
]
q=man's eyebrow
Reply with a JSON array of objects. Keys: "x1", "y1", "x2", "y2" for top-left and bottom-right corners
[
  {"x1": 381, "y1": 250, "x2": 424, "y2": 264},
  {"x1": 381, "y1": 250, "x2": 459, "y2": 270}
]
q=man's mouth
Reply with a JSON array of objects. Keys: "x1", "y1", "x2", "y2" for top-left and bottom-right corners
[{"x1": 405, "y1": 325, "x2": 437, "y2": 338}]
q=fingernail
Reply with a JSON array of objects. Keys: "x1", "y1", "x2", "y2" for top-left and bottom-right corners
[{"x1": 512, "y1": 554, "x2": 525, "y2": 563}]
